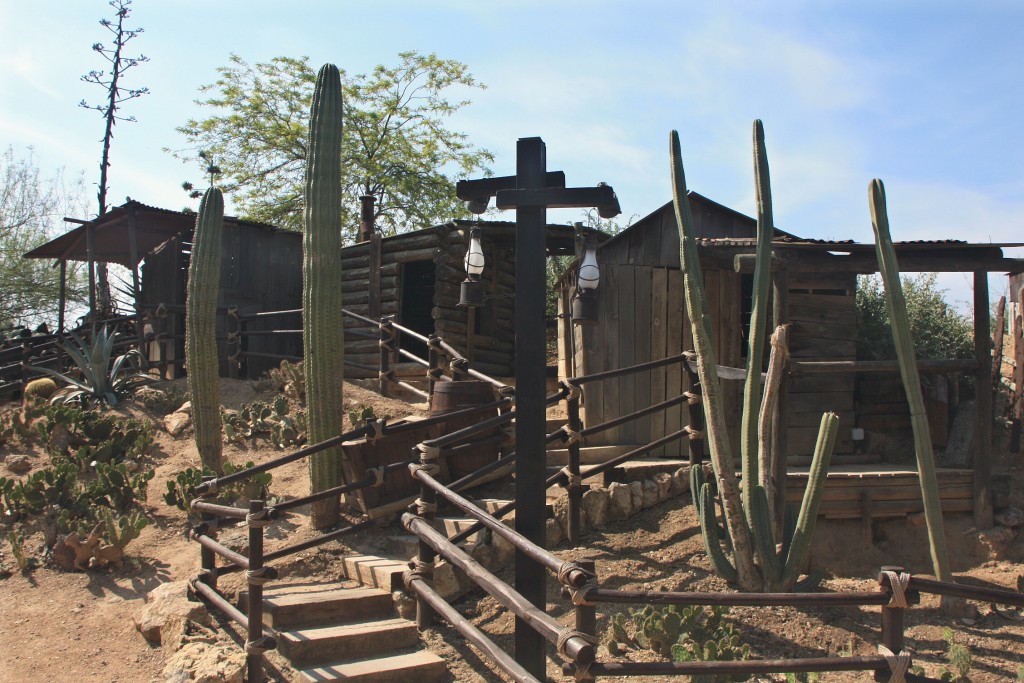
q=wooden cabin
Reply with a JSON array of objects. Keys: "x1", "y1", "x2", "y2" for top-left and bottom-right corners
[{"x1": 558, "y1": 192, "x2": 859, "y2": 459}]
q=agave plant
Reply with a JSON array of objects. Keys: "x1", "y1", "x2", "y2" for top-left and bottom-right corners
[{"x1": 31, "y1": 326, "x2": 149, "y2": 406}]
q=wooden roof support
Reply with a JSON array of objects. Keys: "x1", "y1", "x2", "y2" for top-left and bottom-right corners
[{"x1": 973, "y1": 271, "x2": 994, "y2": 529}]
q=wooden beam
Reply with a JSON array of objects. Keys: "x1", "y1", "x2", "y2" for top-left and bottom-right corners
[
  {"x1": 973, "y1": 272, "x2": 993, "y2": 528},
  {"x1": 728, "y1": 249, "x2": 1023, "y2": 275}
]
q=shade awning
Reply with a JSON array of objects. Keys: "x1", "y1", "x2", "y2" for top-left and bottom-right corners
[{"x1": 23, "y1": 200, "x2": 280, "y2": 267}]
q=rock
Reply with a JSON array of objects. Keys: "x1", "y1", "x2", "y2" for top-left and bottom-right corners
[
  {"x1": 629, "y1": 481, "x2": 644, "y2": 511},
  {"x1": 490, "y1": 512, "x2": 516, "y2": 565},
  {"x1": 976, "y1": 527, "x2": 1016, "y2": 560},
  {"x1": 546, "y1": 517, "x2": 564, "y2": 546},
  {"x1": 161, "y1": 640, "x2": 245, "y2": 683},
  {"x1": 5, "y1": 454, "x2": 31, "y2": 474},
  {"x1": 995, "y1": 507, "x2": 1024, "y2": 528},
  {"x1": 653, "y1": 473, "x2": 672, "y2": 501},
  {"x1": 608, "y1": 482, "x2": 633, "y2": 520},
  {"x1": 393, "y1": 591, "x2": 416, "y2": 620},
  {"x1": 470, "y1": 541, "x2": 496, "y2": 569},
  {"x1": 641, "y1": 479, "x2": 660, "y2": 508},
  {"x1": 48, "y1": 423, "x2": 74, "y2": 454},
  {"x1": 178, "y1": 401, "x2": 193, "y2": 416},
  {"x1": 164, "y1": 411, "x2": 192, "y2": 437},
  {"x1": 551, "y1": 495, "x2": 569, "y2": 531},
  {"x1": 670, "y1": 467, "x2": 689, "y2": 495},
  {"x1": 161, "y1": 615, "x2": 218, "y2": 655},
  {"x1": 581, "y1": 488, "x2": 610, "y2": 529},
  {"x1": 134, "y1": 581, "x2": 212, "y2": 645},
  {"x1": 432, "y1": 561, "x2": 462, "y2": 599}
]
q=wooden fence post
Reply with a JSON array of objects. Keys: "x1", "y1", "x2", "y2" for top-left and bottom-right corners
[
  {"x1": 379, "y1": 318, "x2": 394, "y2": 398},
  {"x1": 246, "y1": 499, "x2": 266, "y2": 683},
  {"x1": 197, "y1": 476, "x2": 217, "y2": 592},
  {"x1": 566, "y1": 384, "x2": 584, "y2": 546},
  {"x1": 877, "y1": 566, "x2": 908, "y2": 682}
]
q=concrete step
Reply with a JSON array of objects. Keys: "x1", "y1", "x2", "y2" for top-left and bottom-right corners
[
  {"x1": 298, "y1": 650, "x2": 448, "y2": 683},
  {"x1": 341, "y1": 554, "x2": 408, "y2": 592},
  {"x1": 279, "y1": 618, "x2": 418, "y2": 667},
  {"x1": 262, "y1": 585, "x2": 393, "y2": 630}
]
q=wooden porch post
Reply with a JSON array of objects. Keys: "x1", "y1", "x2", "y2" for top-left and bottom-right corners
[
  {"x1": 86, "y1": 222, "x2": 97, "y2": 317},
  {"x1": 127, "y1": 204, "x2": 147, "y2": 362},
  {"x1": 972, "y1": 271, "x2": 993, "y2": 529},
  {"x1": 57, "y1": 260, "x2": 66, "y2": 334}
]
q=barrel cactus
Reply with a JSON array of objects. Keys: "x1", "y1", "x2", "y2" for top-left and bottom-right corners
[
  {"x1": 303, "y1": 64, "x2": 346, "y2": 529},
  {"x1": 185, "y1": 188, "x2": 225, "y2": 475},
  {"x1": 671, "y1": 122, "x2": 838, "y2": 591}
]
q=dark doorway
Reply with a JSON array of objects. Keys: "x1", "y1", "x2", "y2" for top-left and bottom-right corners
[{"x1": 400, "y1": 260, "x2": 436, "y2": 359}]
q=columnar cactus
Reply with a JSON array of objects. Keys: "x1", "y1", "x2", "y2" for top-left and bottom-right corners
[
  {"x1": 672, "y1": 122, "x2": 838, "y2": 591},
  {"x1": 186, "y1": 188, "x2": 225, "y2": 475},
  {"x1": 303, "y1": 64, "x2": 346, "y2": 529},
  {"x1": 868, "y1": 179, "x2": 953, "y2": 585}
]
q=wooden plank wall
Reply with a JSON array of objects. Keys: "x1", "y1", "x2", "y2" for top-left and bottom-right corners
[
  {"x1": 581, "y1": 265, "x2": 737, "y2": 453},
  {"x1": 786, "y1": 274, "x2": 856, "y2": 457},
  {"x1": 429, "y1": 226, "x2": 515, "y2": 378},
  {"x1": 219, "y1": 226, "x2": 303, "y2": 377}
]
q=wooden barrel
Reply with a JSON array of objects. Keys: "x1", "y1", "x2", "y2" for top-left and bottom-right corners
[{"x1": 430, "y1": 380, "x2": 501, "y2": 479}]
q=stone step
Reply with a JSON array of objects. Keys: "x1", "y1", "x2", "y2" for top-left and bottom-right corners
[
  {"x1": 545, "y1": 458, "x2": 690, "y2": 485},
  {"x1": 298, "y1": 650, "x2": 448, "y2": 683},
  {"x1": 546, "y1": 444, "x2": 644, "y2": 466},
  {"x1": 440, "y1": 517, "x2": 486, "y2": 544},
  {"x1": 262, "y1": 585, "x2": 393, "y2": 630},
  {"x1": 341, "y1": 554, "x2": 409, "y2": 593},
  {"x1": 278, "y1": 618, "x2": 418, "y2": 667}
]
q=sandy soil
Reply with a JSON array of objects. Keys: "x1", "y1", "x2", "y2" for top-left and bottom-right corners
[{"x1": 1, "y1": 379, "x2": 1022, "y2": 683}]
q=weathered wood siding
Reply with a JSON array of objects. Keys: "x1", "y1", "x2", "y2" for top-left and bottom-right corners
[
  {"x1": 565, "y1": 194, "x2": 856, "y2": 458},
  {"x1": 787, "y1": 274, "x2": 857, "y2": 457}
]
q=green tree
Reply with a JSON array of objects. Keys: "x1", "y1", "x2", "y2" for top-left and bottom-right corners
[
  {"x1": 172, "y1": 51, "x2": 493, "y2": 238},
  {"x1": 0, "y1": 148, "x2": 88, "y2": 330},
  {"x1": 856, "y1": 273, "x2": 973, "y2": 361}
]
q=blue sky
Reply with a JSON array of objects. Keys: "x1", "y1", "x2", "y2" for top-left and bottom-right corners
[{"x1": 2, "y1": 1, "x2": 1022, "y2": 307}]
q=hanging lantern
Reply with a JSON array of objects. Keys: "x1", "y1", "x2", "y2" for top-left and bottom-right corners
[
  {"x1": 459, "y1": 227, "x2": 486, "y2": 308},
  {"x1": 571, "y1": 244, "x2": 600, "y2": 325}
]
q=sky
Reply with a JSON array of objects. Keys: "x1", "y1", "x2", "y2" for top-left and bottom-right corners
[{"x1": 2, "y1": 0, "x2": 1022, "y2": 309}]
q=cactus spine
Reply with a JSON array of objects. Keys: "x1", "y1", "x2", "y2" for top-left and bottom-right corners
[
  {"x1": 672, "y1": 122, "x2": 838, "y2": 591},
  {"x1": 868, "y1": 179, "x2": 953, "y2": 586},
  {"x1": 186, "y1": 188, "x2": 225, "y2": 475},
  {"x1": 303, "y1": 64, "x2": 346, "y2": 529}
]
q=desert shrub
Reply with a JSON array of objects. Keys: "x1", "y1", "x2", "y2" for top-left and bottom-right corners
[
  {"x1": 856, "y1": 273, "x2": 973, "y2": 362},
  {"x1": 605, "y1": 604, "x2": 751, "y2": 682},
  {"x1": 223, "y1": 397, "x2": 306, "y2": 448},
  {"x1": 31, "y1": 402, "x2": 154, "y2": 467},
  {"x1": 137, "y1": 386, "x2": 188, "y2": 416},
  {"x1": 163, "y1": 461, "x2": 272, "y2": 514}
]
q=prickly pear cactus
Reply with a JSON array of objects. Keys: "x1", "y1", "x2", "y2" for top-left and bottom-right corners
[
  {"x1": 303, "y1": 64, "x2": 346, "y2": 529},
  {"x1": 185, "y1": 188, "x2": 225, "y2": 475}
]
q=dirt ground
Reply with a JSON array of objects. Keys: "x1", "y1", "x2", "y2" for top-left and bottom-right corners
[{"x1": 1, "y1": 378, "x2": 1022, "y2": 683}]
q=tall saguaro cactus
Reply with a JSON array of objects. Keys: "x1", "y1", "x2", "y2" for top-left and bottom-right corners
[
  {"x1": 303, "y1": 64, "x2": 346, "y2": 529},
  {"x1": 186, "y1": 188, "x2": 225, "y2": 475},
  {"x1": 672, "y1": 123, "x2": 838, "y2": 591},
  {"x1": 868, "y1": 179, "x2": 953, "y2": 586}
]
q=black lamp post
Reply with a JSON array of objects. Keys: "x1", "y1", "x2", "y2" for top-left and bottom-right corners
[{"x1": 457, "y1": 138, "x2": 619, "y2": 679}]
